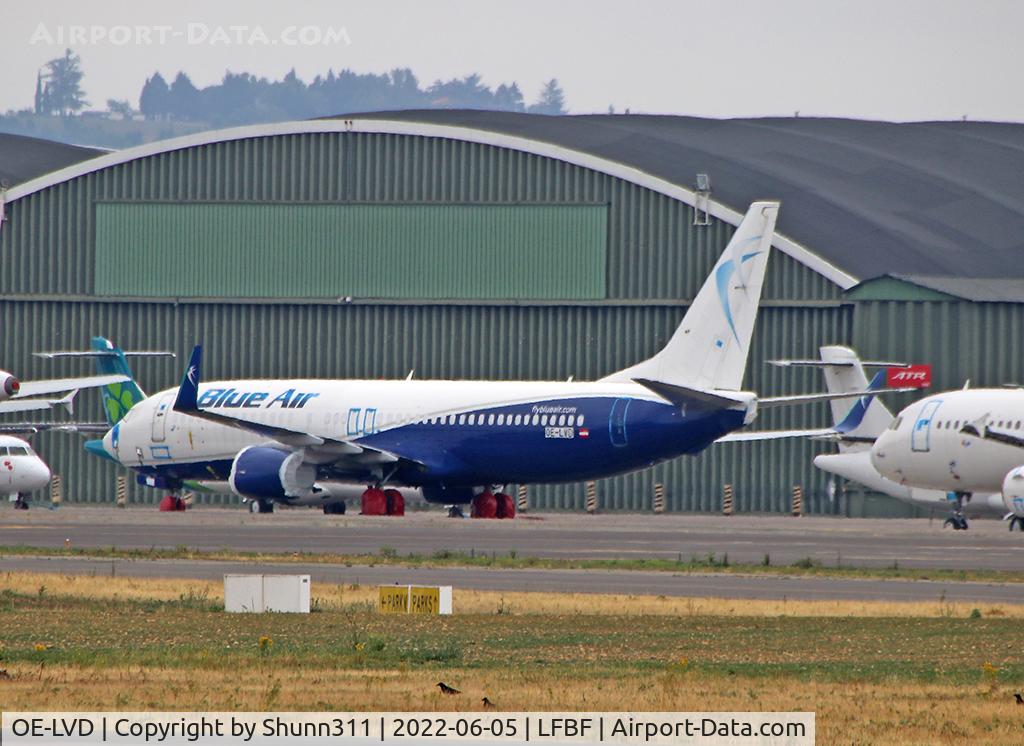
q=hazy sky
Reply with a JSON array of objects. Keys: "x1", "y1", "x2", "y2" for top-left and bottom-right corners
[{"x1": 3, "y1": 0, "x2": 1021, "y2": 121}]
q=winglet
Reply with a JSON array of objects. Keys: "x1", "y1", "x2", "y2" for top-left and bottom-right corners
[
  {"x1": 173, "y1": 345, "x2": 202, "y2": 413},
  {"x1": 56, "y1": 389, "x2": 78, "y2": 415}
]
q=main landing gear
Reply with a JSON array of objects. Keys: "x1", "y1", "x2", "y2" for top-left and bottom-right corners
[
  {"x1": 360, "y1": 487, "x2": 405, "y2": 516},
  {"x1": 159, "y1": 493, "x2": 189, "y2": 512},
  {"x1": 1009, "y1": 515, "x2": 1024, "y2": 532},
  {"x1": 248, "y1": 498, "x2": 274, "y2": 514},
  {"x1": 322, "y1": 501, "x2": 347, "y2": 515},
  {"x1": 943, "y1": 492, "x2": 970, "y2": 530},
  {"x1": 13, "y1": 493, "x2": 29, "y2": 510},
  {"x1": 470, "y1": 490, "x2": 515, "y2": 519}
]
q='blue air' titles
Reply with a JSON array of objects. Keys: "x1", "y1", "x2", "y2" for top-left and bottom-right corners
[{"x1": 197, "y1": 387, "x2": 320, "y2": 409}]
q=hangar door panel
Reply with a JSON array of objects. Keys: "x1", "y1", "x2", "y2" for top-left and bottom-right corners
[{"x1": 94, "y1": 203, "x2": 607, "y2": 300}]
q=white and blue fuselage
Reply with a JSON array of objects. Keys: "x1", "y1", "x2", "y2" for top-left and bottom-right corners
[{"x1": 105, "y1": 379, "x2": 753, "y2": 500}]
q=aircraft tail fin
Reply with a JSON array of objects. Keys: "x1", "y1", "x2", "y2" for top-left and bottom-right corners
[
  {"x1": 819, "y1": 345, "x2": 895, "y2": 452},
  {"x1": 90, "y1": 337, "x2": 150, "y2": 426},
  {"x1": 601, "y1": 201, "x2": 777, "y2": 391}
]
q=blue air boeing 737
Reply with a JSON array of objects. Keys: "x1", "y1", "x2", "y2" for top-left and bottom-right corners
[{"x1": 84, "y1": 202, "x2": 872, "y2": 516}]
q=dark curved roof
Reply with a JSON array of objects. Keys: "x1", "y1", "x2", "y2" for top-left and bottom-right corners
[
  {"x1": 343, "y1": 111, "x2": 1024, "y2": 281},
  {"x1": 0, "y1": 133, "x2": 103, "y2": 189}
]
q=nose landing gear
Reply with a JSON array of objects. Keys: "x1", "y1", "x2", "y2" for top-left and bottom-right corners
[
  {"x1": 247, "y1": 498, "x2": 274, "y2": 514},
  {"x1": 943, "y1": 492, "x2": 970, "y2": 530}
]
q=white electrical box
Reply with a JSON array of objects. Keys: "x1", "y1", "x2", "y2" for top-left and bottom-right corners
[{"x1": 224, "y1": 574, "x2": 311, "y2": 613}]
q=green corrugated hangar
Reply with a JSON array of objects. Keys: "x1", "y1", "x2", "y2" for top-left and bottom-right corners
[{"x1": 2, "y1": 111, "x2": 1023, "y2": 515}]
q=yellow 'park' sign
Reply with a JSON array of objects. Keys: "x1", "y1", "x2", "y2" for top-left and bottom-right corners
[{"x1": 378, "y1": 585, "x2": 453, "y2": 615}]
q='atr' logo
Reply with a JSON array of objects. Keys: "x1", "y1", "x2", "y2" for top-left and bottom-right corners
[{"x1": 887, "y1": 364, "x2": 931, "y2": 389}]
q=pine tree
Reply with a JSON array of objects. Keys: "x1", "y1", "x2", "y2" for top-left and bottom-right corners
[
  {"x1": 43, "y1": 49, "x2": 88, "y2": 116},
  {"x1": 139, "y1": 72, "x2": 171, "y2": 120},
  {"x1": 528, "y1": 79, "x2": 566, "y2": 115},
  {"x1": 169, "y1": 72, "x2": 201, "y2": 120}
]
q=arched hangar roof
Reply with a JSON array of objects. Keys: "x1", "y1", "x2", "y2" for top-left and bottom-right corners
[
  {"x1": 347, "y1": 111, "x2": 1024, "y2": 286},
  {"x1": 7, "y1": 111, "x2": 1024, "y2": 292},
  {"x1": 0, "y1": 133, "x2": 103, "y2": 188}
]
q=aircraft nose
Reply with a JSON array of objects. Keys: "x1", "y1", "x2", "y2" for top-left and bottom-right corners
[
  {"x1": 870, "y1": 431, "x2": 891, "y2": 473},
  {"x1": 36, "y1": 459, "x2": 52, "y2": 486},
  {"x1": 85, "y1": 426, "x2": 119, "y2": 463},
  {"x1": 23, "y1": 457, "x2": 51, "y2": 492}
]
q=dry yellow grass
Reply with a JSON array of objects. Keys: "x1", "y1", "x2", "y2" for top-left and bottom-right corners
[
  {"x1": 0, "y1": 664, "x2": 1017, "y2": 745},
  {"x1": 4, "y1": 571, "x2": 1024, "y2": 744},
  {"x1": 3, "y1": 570, "x2": 1023, "y2": 619}
]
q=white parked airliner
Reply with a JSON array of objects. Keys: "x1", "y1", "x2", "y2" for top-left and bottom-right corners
[
  {"x1": 0, "y1": 434, "x2": 52, "y2": 508},
  {"x1": 871, "y1": 383, "x2": 1024, "y2": 531},
  {"x1": 780, "y1": 346, "x2": 1005, "y2": 529}
]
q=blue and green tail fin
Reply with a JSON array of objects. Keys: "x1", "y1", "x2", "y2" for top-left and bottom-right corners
[{"x1": 91, "y1": 337, "x2": 148, "y2": 425}]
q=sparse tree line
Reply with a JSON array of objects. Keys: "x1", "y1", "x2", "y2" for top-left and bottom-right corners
[{"x1": 30, "y1": 49, "x2": 568, "y2": 126}]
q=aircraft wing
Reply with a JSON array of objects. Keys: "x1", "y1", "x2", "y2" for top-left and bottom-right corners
[
  {"x1": 716, "y1": 427, "x2": 836, "y2": 443},
  {"x1": 0, "y1": 399, "x2": 58, "y2": 414},
  {"x1": 960, "y1": 420, "x2": 1024, "y2": 451},
  {"x1": 171, "y1": 345, "x2": 416, "y2": 468},
  {"x1": 0, "y1": 422, "x2": 109, "y2": 435},
  {"x1": 0, "y1": 390, "x2": 78, "y2": 415},
  {"x1": 16, "y1": 374, "x2": 128, "y2": 398}
]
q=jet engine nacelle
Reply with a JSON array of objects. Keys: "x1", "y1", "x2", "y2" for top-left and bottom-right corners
[
  {"x1": 228, "y1": 445, "x2": 315, "y2": 502},
  {"x1": 0, "y1": 371, "x2": 21, "y2": 400},
  {"x1": 1000, "y1": 466, "x2": 1024, "y2": 517}
]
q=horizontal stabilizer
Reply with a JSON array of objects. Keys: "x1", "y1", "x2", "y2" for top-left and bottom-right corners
[
  {"x1": 34, "y1": 350, "x2": 175, "y2": 359},
  {"x1": 0, "y1": 422, "x2": 109, "y2": 435},
  {"x1": 759, "y1": 387, "x2": 916, "y2": 408},
  {"x1": 633, "y1": 378, "x2": 746, "y2": 410},
  {"x1": 768, "y1": 359, "x2": 909, "y2": 368},
  {"x1": 717, "y1": 427, "x2": 834, "y2": 443}
]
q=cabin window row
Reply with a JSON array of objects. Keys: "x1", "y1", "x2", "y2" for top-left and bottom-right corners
[
  {"x1": 934, "y1": 419, "x2": 1023, "y2": 430},
  {"x1": 424, "y1": 412, "x2": 586, "y2": 427}
]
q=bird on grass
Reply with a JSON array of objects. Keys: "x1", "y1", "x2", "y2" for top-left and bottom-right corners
[
  {"x1": 1015, "y1": 692, "x2": 1023, "y2": 705},
  {"x1": 481, "y1": 697, "x2": 496, "y2": 709},
  {"x1": 437, "y1": 682, "x2": 461, "y2": 695}
]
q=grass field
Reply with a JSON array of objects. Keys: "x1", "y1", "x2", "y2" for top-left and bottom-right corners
[
  {"x1": 1, "y1": 572, "x2": 1023, "y2": 744},
  {"x1": 4, "y1": 543, "x2": 1024, "y2": 584}
]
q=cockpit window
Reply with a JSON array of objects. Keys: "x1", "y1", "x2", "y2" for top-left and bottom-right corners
[{"x1": 7, "y1": 446, "x2": 30, "y2": 456}]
